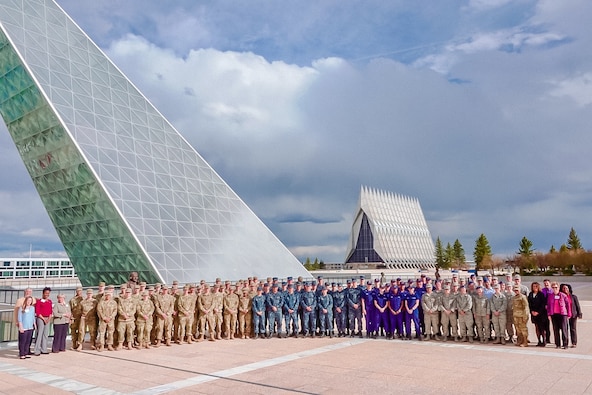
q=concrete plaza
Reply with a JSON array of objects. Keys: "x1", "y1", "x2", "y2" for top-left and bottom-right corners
[{"x1": 0, "y1": 290, "x2": 590, "y2": 394}]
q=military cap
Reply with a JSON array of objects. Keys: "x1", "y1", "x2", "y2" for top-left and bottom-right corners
[
  {"x1": 215, "y1": 277, "x2": 221, "y2": 282},
  {"x1": 346, "y1": 279, "x2": 352, "y2": 284},
  {"x1": 140, "y1": 282, "x2": 147, "y2": 286},
  {"x1": 155, "y1": 283, "x2": 162, "y2": 287},
  {"x1": 420, "y1": 274, "x2": 426, "y2": 277},
  {"x1": 483, "y1": 277, "x2": 489, "y2": 283},
  {"x1": 408, "y1": 284, "x2": 416, "y2": 289},
  {"x1": 337, "y1": 283, "x2": 343, "y2": 287},
  {"x1": 493, "y1": 284, "x2": 500, "y2": 289},
  {"x1": 452, "y1": 273, "x2": 459, "y2": 277},
  {"x1": 305, "y1": 282, "x2": 311, "y2": 286},
  {"x1": 312, "y1": 280, "x2": 317, "y2": 286},
  {"x1": 351, "y1": 278, "x2": 357, "y2": 282},
  {"x1": 513, "y1": 274, "x2": 521, "y2": 280},
  {"x1": 172, "y1": 280, "x2": 179, "y2": 285},
  {"x1": 256, "y1": 286, "x2": 262, "y2": 291},
  {"x1": 396, "y1": 277, "x2": 401, "y2": 281},
  {"x1": 317, "y1": 275, "x2": 323, "y2": 280},
  {"x1": 107, "y1": 284, "x2": 115, "y2": 289},
  {"x1": 426, "y1": 277, "x2": 431, "y2": 281},
  {"x1": 86, "y1": 288, "x2": 94, "y2": 294},
  {"x1": 443, "y1": 285, "x2": 450, "y2": 290},
  {"x1": 287, "y1": 276, "x2": 293, "y2": 281},
  {"x1": 148, "y1": 286, "x2": 155, "y2": 291},
  {"x1": 331, "y1": 282, "x2": 336, "y2": 287},
  {"x1": 416, "y1": 279, "x2": 422, "y2": 282},
  {"x1": 272, "y1": 277, "x2": 278, "y2": 281},
  {"x1": 359, "y1": 276, "x2": 365, "y2": 280},
  {"x1": 459, "y1": 285, "x2": 466, "y2": 289},
  {"x1": 162, "y1": 284, "x2": 168, "y2": 289},
  {"x1": 513, "y1": 285, "x2": 521, "y2": 290},
  {"x1": 476, "y1": 285, "x2": 483, "y2": 289},
  {"x1": 183, "y1": 285, "x2": 190, "y2": 290},
  {"x1": 141, "y1": 291, "x2": 148, "y2": 296},
  {"x1": 287, "y1": 284, "x2": 293, "y2": 289},
  {"x1": 272, "y1": 284, "x2": 279, "y2": 288},
  {"x1": 426, "y1": 284, "x2": 433, "y2": 289},
  {"x1": 374, "y1": 278, "x2": 380, "y2": 282},
  {"x1": 242, "y1": 287, "x2": 249, "y2": 292},
  {"x1": 76, "y1": 287, "x2": 83, "y2": 291},
  {"x1": 98, "y1": 282, "x2": 106, "y2": 287},
  {"x1": 281, "y1": 281, "x2": 287, "y2": 286}
]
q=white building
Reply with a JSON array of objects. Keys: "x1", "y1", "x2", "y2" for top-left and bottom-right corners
[
  {"x1": 0, "y1": 258, "x2": 76, "y2": 280},
  {"x1": 345, "y1": 186, "x2": 436, "y2": 270}
]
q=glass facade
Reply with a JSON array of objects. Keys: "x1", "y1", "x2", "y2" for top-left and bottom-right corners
[
  {"x1": 0, "y1": 0, "x2": 310, "y2": 286},
  {"x1": 345, "y1": 186, "x2": 436, "y2": 269}
]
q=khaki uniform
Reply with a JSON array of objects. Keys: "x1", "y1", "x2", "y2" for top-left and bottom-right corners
[
  {"x1": 78, "y1": 297, "x2": 98, "y2": 349},
  {"x1": 472, "y1": 294, "x2": 491, "y2": 341},
  {"x1": 117, "y1": 297, "x2": 136, "y2": 349},
  {"x1": 136, "y1": 298, "x2": 155, "y2": 348},
  {"x1": 512, "y1": 293, "x2": 530, "y2": 346},
  {"x1": 490, "y1": 293, "x2": 507, "y2": 343},
  {"x1": 421, "y1": 291, "x2": 440, "y2": 339},
  {"x1": 223, "y1": 292, "x2": 239, "y2": 339},
  {"x1": 503, "y1": 289, "x2": 515, "y2": 339},
  {"x1": 238, "y1": 293, "x2": 253, "y2": 338},
  {"x1": 150, "y1": 292, "x2": 161, "y2": 343},
  {"x1": 155, "y1": 293, "x2": 175, "y2": 345},
  {"x1": 439, "y1": 292, "x2": 458, "y2": 339},
  {"x1": 97, "y1": 298, "x2": 118, "y2": 350},
  {"x1": 198, "y1": 292, "x2": 216, "y2": 340},
  {"x1": 213, "y1": 291, "x2": 224, "y2": 338},
  {"x1": 456, "y1": 292, "x2": 474, "y2": 340},
  {"x1": 176, "y1": 293, "x2": 195, "y2": 343},
  {"x1": 69, "y1": 295, "x2": 83, "y2": 349}
]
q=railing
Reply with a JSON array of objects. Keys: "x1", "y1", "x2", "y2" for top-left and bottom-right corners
[{"x1": 0, "y1": 309, "x2": 18, "y2": 342}]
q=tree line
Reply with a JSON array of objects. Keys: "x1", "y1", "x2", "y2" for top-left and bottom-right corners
[{"x1": 436, "y1": 227, "x2": 592, "y2": 275}]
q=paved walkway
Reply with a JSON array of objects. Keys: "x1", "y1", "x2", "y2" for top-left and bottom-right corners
[{"x1": 1, "y1": 302, "x2": 591, "y2": 394}]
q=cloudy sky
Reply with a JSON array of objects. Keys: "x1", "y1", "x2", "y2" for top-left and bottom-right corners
[{"x1": 1, "y1": 0, "x2": 592, "y2": 262}]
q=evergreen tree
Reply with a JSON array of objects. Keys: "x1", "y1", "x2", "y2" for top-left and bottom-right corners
[
  {"x1": 567, "y1": 227, "x2": 583, "y2": 251},
  {"x1": 434, "y1": 237, "x2": 445, "y2": 268},
  {"x1": 473, "y1": 233, "x2": 492, "y2": 272},
  {"x1": 549, "y1": 245, "x2": 556, "y2": 253},
  {"x1": 453, "y1": 239, "x2": 465, "y2": 266},
  {"x1": 559, "y1": 244, "x2": 568, "y2": 253},
  {"x1": 518, "y1": 236, "x2": 534, "y2": 256},
  {"x1": 444, "y1": 242, "x2": 454, "y2": 269}
]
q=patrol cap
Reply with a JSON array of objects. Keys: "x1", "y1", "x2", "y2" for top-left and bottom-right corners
[
  {"x1": 476, "y1": 285, "x2": 483, "y2": 289},
  {"x1": 513, "y1": 274, "x2": 521, "y2": 280},
  {"x1": 272, "y1": 284, "x2": 279, "y2": 288},
  {"x1": 76, "y1": 287, "x2": 83, "y2": 292},
  {"x1": 86, "y1": 288, "x2": 94, "y2": 294},
  {"x1": 140, "y1": 282, "x2": 146, "y2": 286},
  {"x1": 141, "y1": 291, "x2": 148, "y2": 296},
  {"x1": 148, "y1": 286, "x2": 155, "y2": 291},
  {"x1": 374, "y1": 278, "x2": 380, "y2": 282},
  {"x1": 331, "y1": 282, "x2": 336, "y2": 287},
  {"x1": 317, "y1": 275, "x2": 323, "y2": 280},
  {"x1": 257, "y1": 286, "x2": 262, "y2": 291},
  {"x1": 215, "y1": 278, "x2": 221, "y2": 282},
  {"x1": 391, "y1": 280, "x2": 396, "y2": 283},
  {"x1": 408, "y1": 285, "x2": 416, "y2": 289},
  {"x1": 426, "y1": 284, "x2": 433, "y2": 289},
  {"x1": 346, "y1": 279, "x2": 352, "y2": 284},
  {"x1": 183, "y1": 285, "x2": 190, "y2": 290},
  {"x1": 155, "y1": 283, "x2": 162, "y2": 287},
  {"x1": 443, "y1": 285, "x2": 450, "y2": 290},
  {"x1": 242, "y1": 287, "x2": 249, "y2": 292},
  {"x1": 272, "y1": 277, "x2": 278, "y2": 281},
  {"x1": 287, "y1": 277, "x2": 293, "y2": 281},
  {"x1": 426, "y1": 277, "x2": 431, "y2": 281},
  {"x1": 359, "y1": 276, "x2": 365, "y2": 280},
  {"x1": 281, "y1": 281, "x2": 287, "y2": 286},
  {"x1": 483, "y1": 277, "x2": 489, "y2": 283},
  {"x1": 287, "y1": 284, "x2": 293, "y2": 289},
  {"x1": 416, "y1": 279, "x2": 422, "y2": 283},
  {"x1": 459, "y1": 285, "x2": 466, "y2": 289},
  {"x1": 493, "y1": 284, "x2": 500, "y2": 289},
  {"x1": 337, "y1": 283, "x2": 343, "y2": 287},
  {"x1": 107, "y1": 284, "x2": 115, "y2": 290},
  {"x1": 513, "y1": 285, "x2": 521, "y2": 290},
  {"x1": 452, "y1": 273, "x2": 459, "y2": 277},
  {"x1": 420, "y1": 274, "x2": 426, "y2": 277},
  {"x1": 366, "y1": 281, "x2": 372, "y2": 285},
  {"x1": 312, "y1": 281, "x2": 317, "y2": 286},
  {"x1": 396, "y1": 278, "x2": 401, "y2": 281},
  {"x1": 351, "y1": 278, "x2": 356, "y2": 282},
  {"x1": 172, "y1": 280, "x2": 179, "y2": 286},
  {"x1": 98, "y1": 282, "x2": 106, "y2": 287},
  {"x1": 162, "y1": 284, "x2": 168, "y2": 289}
]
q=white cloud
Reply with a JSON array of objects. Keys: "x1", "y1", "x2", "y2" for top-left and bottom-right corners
[{"x1": 549, "y1": 72, "x2": 592, "y2": 107}]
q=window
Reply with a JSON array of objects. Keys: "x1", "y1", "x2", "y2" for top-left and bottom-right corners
[
  {"x1": 17, "y1": 261, "x2": 30, "y2": 267},
  {"x1": 16, "y1": 271, "x2": 29, "y2": 277},
  {"x1": 3, "y1": 261, "x2": 11, "y2": 267},
  {"x1": 47, "y1": 270, "x2": 59, "y2": 277}
]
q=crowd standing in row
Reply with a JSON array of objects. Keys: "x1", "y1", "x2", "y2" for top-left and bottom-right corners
[{"x1": 13, "y1": 272, "x2": 582, "y2": 359}]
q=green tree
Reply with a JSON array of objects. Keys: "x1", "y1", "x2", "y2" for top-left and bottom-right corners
[
  {"x1": 567, "y1": 227, "x2": 583, "y2": 251},
  {"x1": 473, "y1": 233, "x2": 492, "y2": 272},
  {"x1": 518, "y1": 236, "x2": 534, "y2": 257},
  {"x1": 443, "y1": 242, "x2": 454, "y2": 269},
  {"x1": 434, "y1": 237, "x2": 445, "y2": 268},
  {"x1": 549, "y1": 245, "x2": 556, "y2": 254},
  {"x1": 559, "y1": 244, "x2": 568, "y2": 253},
  {"x1": 453, "y1": 239, "x2": 465, "y2": 267}
]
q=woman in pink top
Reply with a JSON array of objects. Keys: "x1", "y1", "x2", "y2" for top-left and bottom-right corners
[{"x1": 546, "y1": 282, "x2": 568, "y2": 349}]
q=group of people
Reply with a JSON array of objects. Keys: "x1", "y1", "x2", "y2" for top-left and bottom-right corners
[{"x1": 13, "y1": 272, "x2": 582, "y2": 358}]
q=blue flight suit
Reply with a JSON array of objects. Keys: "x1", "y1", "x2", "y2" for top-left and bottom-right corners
[
  {"x1": 347, "y1": 287, "x2": 362, "y2": 335},
  {"x1": 317, "y1": 292, "x2": 334, "y2": 335},
  {"x1": 252, "y1": 294, "x2": 267, "y2": 336},
  {"x1": 415, "y1": 285, "x2": 426, "y2": 335},
  {"x1": 300, "y1": 290, "x2": 317, "y2": 336},
  {"x1": 373, "y1": 290, "x2": 389, "y2": 336},
  {"x1": 332, "y1": 290, "x2": 347, "y2": 335},
  {"x1": 404, "y1": 291, "x2": 421, "y2": 339},
  {"x1": 362, "y1": 287, "x2": 376, "y2": 334},
  {"x1": 283, "y1": 291, "x2": 300, "y2": 336},
  {"x1": 387, "y1": 289, "x2": 404, "y2": 337},
  {"x1": 266, "y1": 290, "x2": 284, "y2": 336}
]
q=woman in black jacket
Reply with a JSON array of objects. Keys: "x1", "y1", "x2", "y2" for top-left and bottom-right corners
[
  {"x1": 527, "y1": 282, "x2": 548, "y2": 347},
  {"x1": 563, "y1": 284, "x2": 582, "y2": 348}
]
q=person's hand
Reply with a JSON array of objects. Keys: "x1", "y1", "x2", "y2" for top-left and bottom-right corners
[{"x1": 19, "y1": 327, "x2": 24, "y2": 334}]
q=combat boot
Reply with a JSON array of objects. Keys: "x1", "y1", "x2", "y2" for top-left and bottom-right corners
[
  {"x1": 107, "y1": 345, "x2": 114, "y2": 351},
  {"x1": 469, "y1": 336, "x2": 474, "y2": 343},
  {"x1": 196, "y1": 334, "x2": 204, "y2": 342},
  {"x1": 493, "y1": 337, "x2": 501, "y2": 344},
  {"x1": 115, "y1": 343, "x2": 122, "y2": 351},
  {"x1": 75, "y1": 344, "x2": 82, "y2": 351},
  {"x1": 97, "y1": 344, "x2": 104, "y2": 352},
  {"x1": 127, "y1": 342, "x2": 133, "y2": 350},
  {"x1": 165, "y1": 339, "x2": 172, "y2": 346},
  {"x1": 501, "y1": 337, "x2": 506, "y2": 345},
  {"x1": 187, "y1": 336, "x2": 193, "y2": 344},
  {"x1": 154, "y1": 340, "x2": 161, "y2": 348}
]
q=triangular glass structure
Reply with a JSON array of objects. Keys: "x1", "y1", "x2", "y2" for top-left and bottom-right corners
[{"x1": 0, "y1": 0, "x2": 310, "y2": 286}]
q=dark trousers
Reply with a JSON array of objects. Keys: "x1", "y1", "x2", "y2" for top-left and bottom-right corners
[
  {"x1": 52, "y1": 323, "x2": 68, "y2": 352},
  {"x1": 551, "y1": 314, "x2": 567, "y2": 347},
  {"x1": 18, "y1": 329, "x2": 33, "y2": 357},
  {"x1": 568, "y1": 317, "x2": 578, "y2": 346}
]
